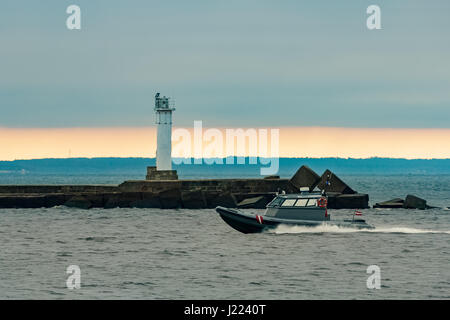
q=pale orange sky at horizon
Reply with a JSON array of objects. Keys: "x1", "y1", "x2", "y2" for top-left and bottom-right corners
[{"x1": 1, "y1": 127, "x2": 450, "y2": 161}]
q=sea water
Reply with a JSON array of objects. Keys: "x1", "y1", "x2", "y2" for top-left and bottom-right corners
[{"x1": 0, "y1": 174, "x2": 449, "y2": 299}]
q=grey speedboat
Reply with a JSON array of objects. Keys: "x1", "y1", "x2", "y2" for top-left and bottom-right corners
[{"x1": 216, "y1": 188, "x2": 374, "y2": 234}]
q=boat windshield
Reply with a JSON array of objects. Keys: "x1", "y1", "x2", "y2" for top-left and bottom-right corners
[
  {"x1": 281, "y1": 199, "x2": 297, "y2": 206},
  {"x1": 267, "y1": 197, "x2": 284, "y2": 207},
  {"x1": 302, "y1": 199, "x2": 318, "y2": 207},
  {"x1": 295, "y1": 199, "x2": 308, "y2": 206},
  {"x1": 268, "y1": 197, "x2": 319, "y2": 208}
]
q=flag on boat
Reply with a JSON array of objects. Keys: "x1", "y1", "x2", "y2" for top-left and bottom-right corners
[{"x1": 354, "y1": 210, "x2": 362, "y2": 216}]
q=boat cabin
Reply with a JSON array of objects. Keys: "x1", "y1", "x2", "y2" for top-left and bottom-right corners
[{"x1": 264, "y1": 190, "x2": 329, "y2": 221}]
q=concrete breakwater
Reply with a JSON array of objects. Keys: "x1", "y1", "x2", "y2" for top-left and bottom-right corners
[
  {"x1": 0, "y1": 178, "x2": 292, "y2": 209},
  {"x1": 0, "y1": 165, "x2": 376, "y2": 209}
]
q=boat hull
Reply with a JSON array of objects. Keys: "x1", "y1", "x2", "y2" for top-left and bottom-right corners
[
  {"x1": 216, "y1": 206, "x2": 276, "y2": 233},
  {"x1": 216, "y1": 206, "x2": 374, "y2": 234}
]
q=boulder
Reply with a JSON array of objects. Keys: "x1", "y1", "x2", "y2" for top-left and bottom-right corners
[
  {"x1": 237, "y1": 195, "x2": 272, "y2": 209},
  {"x1": 119, "y1": 180, "x2": 181, "y2": 193},
  {"x1": 82, "y1": 193, "x2": 106, "y2": 208},
  {"x1": 317, "y1": 170, "x2": 356, "y2": 194},
  {"x1": 44, "y1": 193, "x2": 68, "y2": 207},
  {"x1": 158, "y1": 188, "x2": 182, "y2": 209},
  {"x1": 0, "y1": 194, "x2": 69, "y2": 208},
  {"x1": 289, "y1": 165, "x2": 321, "y2": 192},
  {"x1": 64, "y1": 195, "x2": 92, "y2": 209},
  {"x1": 102, "y1": 193, "x2": 120, "y2": 209},
  {"x1": 205, "y1": 192, "x2": 237, "y2": 208},
  {"x1": 0, "y1": 195, "x2": 48, "y2": 208},
  {"x1": 131, "y1": 192, "x2": 161, "y2": 208},
  {"x1": 263, "y1": 175, "x2": 280, "y2": 180},
  {"x1": 181, "y1": 190, "x2": 207, "y2": 209},
  {"x1": 327, "y1": 193, "x2": 369, "y2": 209},
  {"x1": 233, "y1": 192, "x2": 276, "y2": 203},
  {"x1": 373, "y1": 198, "x2": 404, "y2": 209},
  {"x1": 403, "y1": 194, "x2": 427, "y2": 210},
  {"x1": 322, "y1": 192, "x2": 340, "y2": 209},
  {"x1": 104, "y1": 192, "x2": 141, "y2": 209},
  {"x1": 0, "y1": 196, "x2": 17, "y2": 208}
]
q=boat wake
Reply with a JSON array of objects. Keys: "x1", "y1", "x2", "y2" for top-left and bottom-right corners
[{"x1": 270, "y1": 224, "x2": 450, "y2": 235}]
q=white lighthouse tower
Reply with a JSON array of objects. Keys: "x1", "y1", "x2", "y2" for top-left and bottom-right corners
[
  {"x1": 146, "y1": 93, "x2": 178, "y2": 180},
  {"x1": 155, "y1": 93, "x2": 175, "y2": 170}
]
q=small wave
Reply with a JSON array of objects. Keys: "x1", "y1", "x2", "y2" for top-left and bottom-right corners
[
  {"x1": 122, "y1": 281, "x2": 154, "y2": 286},
  {"x1": 77, "y1": 236, "x2": 116, "y2": 242},
  {"x1": 56, "y1": 252, "x2": 72, "y2": 257},
  {"x1": 270, "y1": 224, "x2": 450, "y2": 235}
]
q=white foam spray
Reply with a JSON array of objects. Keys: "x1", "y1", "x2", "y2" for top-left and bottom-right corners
[{"x1": 270, "y1": 224, "x2": 450, "y2": 235}]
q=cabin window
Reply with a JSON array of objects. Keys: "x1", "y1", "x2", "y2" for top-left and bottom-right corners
[
  {"x1": 268, "y1": 197, "x2": 284, "y2": 207},
  {"x1": 294, "y1": 199, "x2": 308, "y2": 207},
  {"x1": 306, "y1": 199, "x2": 317, "y2": 207},
  {"x1": 281, "y1": 199, "x2": 297, "y2": 206}
]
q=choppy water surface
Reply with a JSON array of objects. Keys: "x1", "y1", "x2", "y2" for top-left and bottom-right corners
[{"x1": 0, "y1": 175, "x2": 449, "y2": 299}]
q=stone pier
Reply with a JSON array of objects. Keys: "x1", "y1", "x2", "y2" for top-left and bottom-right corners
[{"x1": 0, "y1": 165, "x2": 373, "y2": 210}]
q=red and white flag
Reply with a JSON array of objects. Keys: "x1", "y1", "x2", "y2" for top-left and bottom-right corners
[{"x1": 354, "y1": 210, "x2": 362, "y2": 216}]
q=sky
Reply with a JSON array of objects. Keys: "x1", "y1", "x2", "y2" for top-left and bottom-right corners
[
  {"x1": 1, "y1": 1, "x2": 450, "y2": 159},
  {"x1": 1, "y1": 127, "x2": 450, "y2": 161}
]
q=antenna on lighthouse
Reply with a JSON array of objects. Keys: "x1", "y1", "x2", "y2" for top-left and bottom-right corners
[{"x1": 146, "y1": 92, "x2": 178, "y2": 180}]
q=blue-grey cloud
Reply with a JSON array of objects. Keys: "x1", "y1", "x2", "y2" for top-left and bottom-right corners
[{"x1": 0, "y1": 0, "x2": 449, "y2": 128}]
